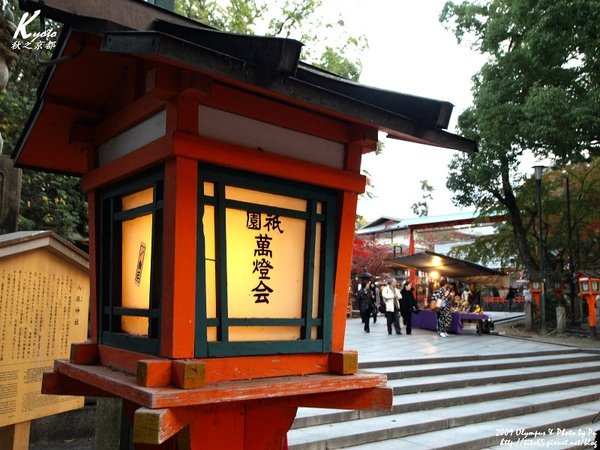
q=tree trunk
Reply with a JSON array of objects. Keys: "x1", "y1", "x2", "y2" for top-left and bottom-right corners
[{"x1": 499, "y1": 156, "x2": 539, "y2": 276}]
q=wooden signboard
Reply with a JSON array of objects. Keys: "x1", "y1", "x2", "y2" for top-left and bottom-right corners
[{"x1": 0, "y1": 231, "x2": 89, "y2": 428}]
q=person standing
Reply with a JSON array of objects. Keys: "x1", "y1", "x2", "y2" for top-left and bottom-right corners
[
  {"x1": 433, "y1": 280, "x2": 452, "y2": 337},
  {"x1": 523, "y1": 284, "x2": 532, "y2": 303},
  {"x1": 382, "y1": 278, "x2": 402, "y2": 335},
  {"x1": 357, "y1": 281, "x2": 374, "y2": 333},
  {"x1": 506, "y1": 287, "x2": 516, "y2": 311},
  {"x1": 400, "y1": 281, "x2": 417, "y2": 335},
  {"x1": 370, "y1": 281, "x2": 379, "y2": 324}
]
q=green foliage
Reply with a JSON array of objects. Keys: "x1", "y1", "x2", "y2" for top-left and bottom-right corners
[
  {"x1": 448, "y1": 223, "x2": 520, "y2": 268},
  {"x1": 0, "y1": 0, "x2": 86, "y2": 243},
  {"x1": 0, "y1": 1, "x2": 42, "y2": 154},
  {"x1": 19, "y1": 171, "x2": 88, "y2": 241},
  {"x1": 442, "y1": 0, "x2": 600, "y2": 163},
  {"x1": 441, "y1": 0, "x2": 600, "y2": 277},
  {"x1": 450, "y1": 159, "x2": 600, "y2": 277},
  {"x1": 411, "y1": 180, "x2": 434, "y2": 217}
]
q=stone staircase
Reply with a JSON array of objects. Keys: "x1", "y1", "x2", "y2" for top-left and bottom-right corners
[{"x1": 287, "y1": 348, "x2": 600, "y2": 449}]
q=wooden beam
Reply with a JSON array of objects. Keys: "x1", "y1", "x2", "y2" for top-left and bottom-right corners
[
  {"x1": 137, "y1": 360, "x2": 173, "y2": 388},
  {"x1": 173, "y1": 132, "x2": 367, "y2": 194},
  {"x1": 0, "y1": 422, "x2": 30, "y2": 450},
  {"x1": 293, "y1": 386, "x2": 392, "y2": 411},
  {"x1": 41, "y1": 371, "x2": 115, "y2": 398},
  {"x1": 331, "y1": 191, "x2": 359, "y2": 351},
  {"x1": 328, "y1": 351, "x2": 358, "y2": 375},
  {"x1": 94, "y1": 95, "x2": 169, "y2": 145},
  {"x1": 172, "y1": 360, "x2": 206, "y2": 389},
  {"x1": 133, "y1": 407, "x2": 188, "y2": 445},
  {"x1": 161, "y1": 157, "x2": 198, "y2": 358},
  {"x1": 70, "y1": 341, "x2": 99, "y2": 365}
]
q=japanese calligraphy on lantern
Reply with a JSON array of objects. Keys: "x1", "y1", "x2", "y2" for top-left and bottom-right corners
[
  {"x1": 250, "y1": 213, "x2": 284, "y2": 304},
  {"x1": 0, "y1": 234, "x2": 89, "y2": 427},
  {"x1": 225, "y1": 205, "x2": 306, "y2": 323}
]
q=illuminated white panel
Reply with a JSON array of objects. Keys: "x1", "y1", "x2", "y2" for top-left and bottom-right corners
[
  {"x1": 203, "y1": 205, "x2": 217, "y2": 321},
  {"x1": 204, "y1": 181, "x2": 215, "y2": 197},
  {"x1": 121, "y1": 188, "x2": 153, "y2": 336},
  {"x1": 229, "y1": 326, "x2": 300, "y2": 341},
  {"x1": 225, "y1": 208, "x2": 305, "y2": 324},
  {"x1": 121, "y1": 220, "x2": 152, "y2": 335},
  {"x1": 226, "y1": 186, "x2": 306, "y2": 211},
  {"x1": 198, "y1": 106, "x2": 345, "y2": 169},
  {"x1": 98, "y1": 109, "x2": 166, "y2": 166}
]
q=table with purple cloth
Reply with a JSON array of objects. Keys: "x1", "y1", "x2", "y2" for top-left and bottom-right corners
[{"x1": 411, "y1": 310, "x2": 489, "y2": 334}]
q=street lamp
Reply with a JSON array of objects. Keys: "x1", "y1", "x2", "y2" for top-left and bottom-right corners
[{"x1": 533, "y1": 165, "x2": 546, "y2": 331}]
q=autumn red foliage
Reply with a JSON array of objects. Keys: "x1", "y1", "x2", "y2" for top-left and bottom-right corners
[{"x1": 351, "y1": 238, "x2": 393, "y2": 278}]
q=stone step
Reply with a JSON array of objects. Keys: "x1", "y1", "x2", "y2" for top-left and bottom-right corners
[
  {"x1": 339, "y1": 403, "x2": 600, "y2": 449},
  {"x1": 293, "y1": 371, "x2": 600, "y2": 429},
  {"x1": 389, "y1": 360, "x2": 600, "y2": 394},
  {"x1": 288, "y1": 391, "x2": 600, "y2": 450},
  {"x1": 368, "y1": 352, "x2": 600, "y2": 379},
  {"x1": 486, "y1": 423, "x2": 599, "y2": 450},
  {"x1": 358, "y1": 348, "x2": 583, "y2": 370}
]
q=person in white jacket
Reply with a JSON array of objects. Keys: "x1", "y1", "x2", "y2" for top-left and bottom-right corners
[{"x1": 381, "y1": 278, "x2": 402, "y2": 335}]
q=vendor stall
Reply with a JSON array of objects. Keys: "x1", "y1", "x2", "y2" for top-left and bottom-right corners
[
  {"x1": 412, "y1": 310, "x2": 490, "y2": 334},
  {"x1": 385, "y1": 251, "x2": 505, "y2": 279},
  {"x1": 386, "y1": 251, "x2": 502, "y2": 334}
]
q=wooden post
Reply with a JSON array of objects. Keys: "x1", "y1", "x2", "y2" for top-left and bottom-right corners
[
  {"x1": 0, "y1": 155, "x2": 21, "y2": 234},
  {"x1": 0, "y1": 422, "x2": 31, "y2": 450}
]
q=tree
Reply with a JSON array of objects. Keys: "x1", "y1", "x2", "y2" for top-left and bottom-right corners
[
  {"x1": 450, "y1": 158, "x2": 600, "y2": 279},
  {"x1": 440, "y1": 0, "x2": 600, "y2": 278},
  {"x1": 19, "y1": 171, "x2": 88, "y2": 242},
  {"x1": 351, "y1": 237, "x2": 393, "y2": 279},
  {"x1": 0, "y1": 1, "x2": 87, "y2": 243},
  {"x1": 410, "y1": 180, "x2": 434, "y2": 217}
]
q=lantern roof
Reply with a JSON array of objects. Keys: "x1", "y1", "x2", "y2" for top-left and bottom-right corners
[{"x1": 13, "y1": 0, "x2": 477, "y2": 174}]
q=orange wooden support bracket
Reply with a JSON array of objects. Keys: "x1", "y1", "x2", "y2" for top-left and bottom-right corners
[
  {"x1": 296, "y1": 386, "x2": 393, "y2": 412},
  {"x1": 328, "y1": 351, "x2": 358, "y2": 375},
  {"x1": 42, "y1": 371, "x2": 115, "y2": 398},
  {"x1": 172, "y1": 360, "x2": 207, "y2": 389},
  {"x1": 137, "y1": 360, "x2": 173, "y2": 388},
  {"x1": 70, "y1": 341, "x2": 99, "y2": 365},
  {"x1": 133, "y1": 407, "x2": 188, "y2": 445}
]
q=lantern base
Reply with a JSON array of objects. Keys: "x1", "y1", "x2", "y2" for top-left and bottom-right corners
[{"x1": 42, "y1": 359, "x2": 392, "y2": 449}]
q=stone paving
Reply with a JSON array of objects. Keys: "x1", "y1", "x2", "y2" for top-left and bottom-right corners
[{"x1": 344, "y1": 312, "x2": 572, "y2": 365}]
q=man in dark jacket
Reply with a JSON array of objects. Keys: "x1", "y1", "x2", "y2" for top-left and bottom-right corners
[
  {"x1": 357, "y1": 281, "x2": 375, "y2": 332},
  {"x1": 400, "y1": 281, "x2": 417, "y2": 335}
]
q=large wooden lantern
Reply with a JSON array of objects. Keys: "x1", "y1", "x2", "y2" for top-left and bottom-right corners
[
  {"x1": 13, "y1": 1, "x2": 475, "y2": 447},
  {"x1": 530, "y1": 279, "x2": 542, "y2": 311},
  {"x1": 578, "y1": 276, "x2": 600, "y2": 335}
]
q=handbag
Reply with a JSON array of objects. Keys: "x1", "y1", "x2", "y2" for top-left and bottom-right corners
[{"x1": 378, "y1": 303, "x2": 386, "y2": 314}]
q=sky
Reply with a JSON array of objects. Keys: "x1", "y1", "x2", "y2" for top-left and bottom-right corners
[{"x1": 318, "y1": 1, "x2": 487, "y2": 223}]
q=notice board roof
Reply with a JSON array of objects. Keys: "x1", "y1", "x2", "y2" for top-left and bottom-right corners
[
  {"x1": 385, "y1": 250, "x2": 504, "y2": 279},
  {"x1": 13, "y1": 0, "x2": 477, "y2": 174},
  {"x1": 0, "y1": 231, "x2": 88, "y2": 271}
]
